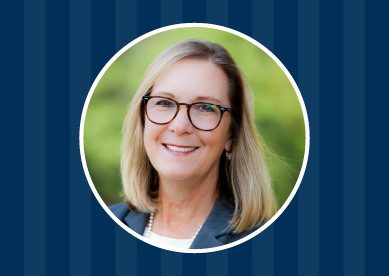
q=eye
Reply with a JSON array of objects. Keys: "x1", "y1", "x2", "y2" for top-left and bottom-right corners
[
  {"x1": 154, "y1": 99, "x2": 175, "y2": 107},
  {"x1": 195, "y1": 103, "x2": 217, "y2": 113}
]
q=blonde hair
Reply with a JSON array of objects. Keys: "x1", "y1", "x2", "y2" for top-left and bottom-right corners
[{"x1": 121, "y1": 40, "x2": 276, "y2": 233}]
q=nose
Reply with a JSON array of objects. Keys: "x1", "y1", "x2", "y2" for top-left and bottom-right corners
[{"x1": 167, "y1": 105, "x2": 193, "y2": 134}]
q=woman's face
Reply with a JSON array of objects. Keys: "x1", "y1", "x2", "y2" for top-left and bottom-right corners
[{"x1": 143, "y1": 58, "x2": 232, "y2": 183}]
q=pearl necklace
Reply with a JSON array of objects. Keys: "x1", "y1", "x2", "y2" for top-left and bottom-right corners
[{"x1": 146, "y1": 212, "x2": 203, "y2": 245}]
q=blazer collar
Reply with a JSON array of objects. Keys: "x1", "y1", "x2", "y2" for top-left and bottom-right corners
[{"x1": 123, "y1": 199, "x2": 234, "y2": 249}]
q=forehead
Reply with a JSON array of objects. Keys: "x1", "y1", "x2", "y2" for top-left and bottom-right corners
[{"x1": 152, "y1": 58, "x2": 230, "y2": 105}]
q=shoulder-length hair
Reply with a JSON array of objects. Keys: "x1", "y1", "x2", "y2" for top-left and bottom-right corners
[{"x1": 121, "y1": 39, "x2": 276, "y2": 233}]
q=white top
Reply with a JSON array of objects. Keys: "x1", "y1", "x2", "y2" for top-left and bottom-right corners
[{"x1": 143, "y1": 229, "x2": 193, "y2": 249}]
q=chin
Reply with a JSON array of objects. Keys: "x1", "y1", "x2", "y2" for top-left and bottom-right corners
[{"x1": 158, "y1": 167, "x2": 196, "y2": 182}]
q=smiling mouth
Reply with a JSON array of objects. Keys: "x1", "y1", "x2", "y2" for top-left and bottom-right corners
[{"x1": 162, "y1": 143, "x2": 199, "y2": 153}]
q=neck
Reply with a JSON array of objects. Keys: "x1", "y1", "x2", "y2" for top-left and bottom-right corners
[{"x1": 153, "y1": 174, "x2": 219, "y2": 239}]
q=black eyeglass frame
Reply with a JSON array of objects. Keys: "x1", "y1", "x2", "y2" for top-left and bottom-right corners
[{"x1": 142, "y1": 95, "x2": 232, "y2": 131}]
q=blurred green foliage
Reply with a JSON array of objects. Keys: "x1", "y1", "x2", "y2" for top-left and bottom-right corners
[{"x1": 83, "y1": 28, "x2": 307, "y2": 208}]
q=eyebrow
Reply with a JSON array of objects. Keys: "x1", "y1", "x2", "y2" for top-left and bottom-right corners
[{"x1": 153, "y1": 91, "x2": 224, "y2": 105}]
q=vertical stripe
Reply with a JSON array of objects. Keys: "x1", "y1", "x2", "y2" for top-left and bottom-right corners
[
  {"x1": 207, "y1": 251, "x2": 228, "y2": 276},
  {"x1": 183, "y1": 254, "x2": 206, "y2": 275},
  {"x1": 319, "y1": 0, "x2": 344, "y2": 275},
  {"x1": 91, "y1": 1, "x2": 116, "y2": 274},
  {"x1": 91, "y1": 201, "x2": 116, "y2": 274},
  {"x1": 274, "y1": 0, "x2": 299, "y2": 275},
  {"x1": 252, "y1": 230, "x2": 274, "y2": 276},
  {"x1": 137, "y1": 0, "x2": 161, "y2": 36},
  {"x1": 115, "y1": 230, "x2": 138, "y2": 275},
  {"x1": 274, "y1": 0, "x2": 298, "y2": 75},
  {"x1": 183, "y1": 0, "x2": 206, "y2": 23},
  {"x1": 91, "y1": 0, "x2": 116, "y2": 76},
  {"x1": 251, "y1": 1, "x2": 275, "y2": 275},
  {"x1": 274, "y1": 201, "x2": 299, "y2": 276},
  {"x1": 115, "y1": 0, "x2": 138, "y2": 48},
  {"x1": 228, "y1": 242, "x2": 253, "y2": 275},
  {"x1": 24, "y1": 0, "x2": 46, "y2": 274},
  {"x1": 138, "y1": 242, "x2": 162, "y2": 276},
  {"x1": 343, "y1": 0, "x2": 366, "y2": 275},
  {"x1": 207, "y1": 0, "x2": 228, "y2": 26},
  {"x1": 45, "y1": 0, "x2": 70, "y2": 274},
  {"x1": 365, "y1": 1, "x2": 388, "y2": 275},
  {"x1": 2, "y1": 0, "x2": 24, "y2": 275},
  {"x1": 228, "y1": 0, "x2": 252, "y2": 35},
  {"x1": 161, "y1": 252, "x2": 183, "y2": 276},
  {"x1": 70, "y1": 0, "x2": 92, "y2": 275},
  {"x1": 297, "y1": 0, "x2": 319, "y2": 275},
  {"x1": 162, "y1": 0, "x2": 183, "y2": 26},
  {"x1": 252, "y1": 0, "x2": 274, "y2": 49}
]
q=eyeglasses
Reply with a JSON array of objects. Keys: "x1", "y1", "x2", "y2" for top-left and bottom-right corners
[{"x1": 142, "y1": 95, "x2": 232, "y2": 131}]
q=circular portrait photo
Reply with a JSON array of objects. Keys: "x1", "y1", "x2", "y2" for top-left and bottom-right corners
[{"x1": 80, "y1": 24, "x2": 309, "y2": 253}]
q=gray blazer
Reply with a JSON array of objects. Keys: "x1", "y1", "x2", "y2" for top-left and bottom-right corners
[{"x1": 110, "y1": 200, "x2": 257, "y2": 249}]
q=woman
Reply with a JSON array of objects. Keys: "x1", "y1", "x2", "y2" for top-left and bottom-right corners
[{"x1": 110, "y1": 39, "x2": 276, "y2": 250}]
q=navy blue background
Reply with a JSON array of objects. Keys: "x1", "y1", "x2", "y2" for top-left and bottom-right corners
[{"x1": 2, "y1": 0, "x2": 386, "y2": 275}]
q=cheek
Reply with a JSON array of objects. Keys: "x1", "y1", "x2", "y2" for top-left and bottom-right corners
[
  {"x1": 200, "y1": 130, "x2": 229, "y2": 153},
  {"x1": 143, "y1": 123, "x2": 151, "y2": 148},
  {"x1": 143, "y1": 121, "x2": 161, "y2": 150},
  {"x1": 214, "y1": 121, "x2": 231, "y2": 146}
]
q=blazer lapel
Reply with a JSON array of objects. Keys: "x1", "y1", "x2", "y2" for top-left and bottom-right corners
[
  {"x1": 190, "y1": 200, "x2": 234, "y2": 249},
  {"x1": 123, "y1": 210, "x2": 148, "y2": 235}
]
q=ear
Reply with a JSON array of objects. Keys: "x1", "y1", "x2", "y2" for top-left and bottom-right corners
[{"x1": 224, "y1": 138, "x2": 232, "y2": 152}]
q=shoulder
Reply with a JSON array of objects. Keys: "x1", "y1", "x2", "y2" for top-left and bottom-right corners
[
  {"x1": 224, "y1": 225, "x2": 261, "y2": 244},
  {"x1": 191, "y1": 200, "x2": 262, "y2": 248},
  {"x1": 109, "y1": 203, "x2": 131, "y2": 220},
  {"x1": 109, "y1": 203, "x2": 149, "y2": 235}
]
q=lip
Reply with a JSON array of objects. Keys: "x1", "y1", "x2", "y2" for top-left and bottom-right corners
[{"x1": 162, "y1": 143, "x2": 199, "y2": 156}]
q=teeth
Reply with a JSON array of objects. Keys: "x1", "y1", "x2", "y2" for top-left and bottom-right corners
[{"x1": 165, "y1": 144, "x2": 196, "y2": 152}]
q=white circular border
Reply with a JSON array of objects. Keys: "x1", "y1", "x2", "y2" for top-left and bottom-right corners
[{"x1": 79, "y1": 23, "x2": 310, "y2": 254}]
